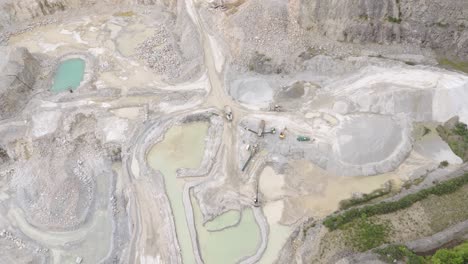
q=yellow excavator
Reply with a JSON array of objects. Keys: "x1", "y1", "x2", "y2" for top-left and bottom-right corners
[{"x1": 279, "y1": 127, "x2": 287, "y2": 139}]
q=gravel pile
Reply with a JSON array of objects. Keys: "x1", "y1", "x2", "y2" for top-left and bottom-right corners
[{"x1": 137, "y1": 27, "x2": 183, "y2": 80}]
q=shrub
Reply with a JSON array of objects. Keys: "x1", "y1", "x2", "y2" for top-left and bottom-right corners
[
  {"x1": 439, "y1": 160, "x2": 449, "y2": 168},
  {"x1": 339, "y1": 187, "x2": 391, "y2": 210},
  {"x1": 432, "y1": 249, "x2": 464, "y2": 264},
  {"x1": 432, "y1": 242, "x2": 468, "y2": 264},
  {"x1": 387, "y1": 16, "x2": 402, "y2": 23}
]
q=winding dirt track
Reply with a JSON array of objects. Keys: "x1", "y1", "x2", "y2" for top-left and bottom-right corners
[{"x1": 122, "y1": 0, "x2": 272, "y2": 262}]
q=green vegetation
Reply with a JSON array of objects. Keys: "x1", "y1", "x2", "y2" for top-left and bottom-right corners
[
  {"x1": 339, "y1": 185, "x2": 392, "y2": 210},
  {"x1": 248, "y1": 51, "x2": 276, "y2": 73},
  {"x1": 345, "y1": 215, "x2": 391, "y2": 251},
  {"x1": 422, "y1": 126, "x2": 431, "y2": 136},
  {"x1": 387, "y1": 16, "x2": 402, "y2": 23},
  {"x1": 375, "y1": 245, "x2": 425, "y2": 264},
  {"x1": 395, "y1": 0, "x2": 402, "y2": 18},
  {"x1": 113, "y1": 11, "x2": 135, "y2": 17},
  {"x1": 420, "y1": 184, "x2": 468, "y2": 232},
  {"x1": 0, "y1": 147, "x2": 8, "y2": 163},
  {"x1": 432, "y1": 242, "x2": 468, "y2": 264},
  {"x1": 323, "y1": 173, "x2": 468, "y2": 230},
  {"x1": 405, "y1": 61, "x2": 417, "y2": 66},
  {"x1": 302, "y1": 221, "x2": 316, "y2": 236},
  {"x1": 402, "y1": 176, "x2": 426, "y2": 190},
  {"x1": 376, "y1": 242, "x2": 468, "y2": 264},
  {"x1": 439, "y1": 160, "x2": 449, "y2": 168},
  {"x1": 437, "y1": 121, "x2": 468, "y2": 161},
  {"x1": 358, "y1": 14, "x2": 369, "y2": 20},
  {"x1": 438, "y1": 58, "x2": 468, "y2": 74}
]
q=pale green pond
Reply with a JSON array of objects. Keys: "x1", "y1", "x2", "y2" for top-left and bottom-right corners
[
  {"x1": 147, "y1": 122, "x2": 261, "y2": 264},
  {"x1": 51, "y1": 58, "x2": 85, "y2": 93},
  {"x1": 147, "y1": 122, "x2": 208, "y2": 264},
  {"x1": 193, "y1": 198, "x2": 260, "y2": 264}
]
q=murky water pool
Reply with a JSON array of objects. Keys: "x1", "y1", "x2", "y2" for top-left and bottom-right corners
[
  {"x1": 147, "y1": 122, "x2": 208, "y2": 264},
  {"x1": 51, "y1": 58, "x2": 85, "y2": 93},
  {"x1": 147, "y1": 122, "x2": 261, "y2": 264},
  {"x1": 192, "y1": 198, "x2": 260, "y2": 264}
]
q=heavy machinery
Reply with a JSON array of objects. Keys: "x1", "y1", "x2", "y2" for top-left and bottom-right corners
[
  {"x1": 242, "y1": 144, "x2": 258, "y2": 172},
  {"x1": 279, "y1": 127, "x2": 287, "y2": 139},
  {"x1": 297, "y1": 135, "x2": 311, "y2": 142},
  {"x1": 245, "y1": 120, "x2": 276, "y2": 137},
  {"x1": 224, "y1": 105, "x2": 233, "y2": 121}
]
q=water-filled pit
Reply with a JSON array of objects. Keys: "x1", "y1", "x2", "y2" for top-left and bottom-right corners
[
  {"x1": 147, "y1": 122, "x2": 261, "y2": 264},
  {"x1": 51, "y1": 58, "x2": 85, "y2": 93}
]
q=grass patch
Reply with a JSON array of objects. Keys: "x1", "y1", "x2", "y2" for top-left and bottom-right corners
[
  {"x1": 113, "y1": 11, "x2": 135, "y2": 17},
  {"x1": 437, "y1": 121, "x2": 468, "y2": 161},
  {"x1": 323, "y1": 173, "x2": 468, "y2": 230},
  {"x1": 339, "y1": 184, "x2": 392, "y2": 210},
  {"x1": 420, "y1": 184, "x2": 468, "y2": 232},
  {"x1": 402, "y1": 176, "x2": 426, "y2": 190},
  {"x1": 344, "y1": 215, "x2": 391, "y2": 251},
  {"x1": 438, "y1": 58, "x2": 468, "y2": 74}
]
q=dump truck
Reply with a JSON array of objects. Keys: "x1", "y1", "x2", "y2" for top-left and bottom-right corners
[{"x1": 224, "y1": 105, "x2": 233, "y2": 121}]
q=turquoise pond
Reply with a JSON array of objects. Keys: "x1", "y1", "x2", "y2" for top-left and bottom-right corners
[{"x1": 51, "y1": 58, "x2": 85, "y2": 93}]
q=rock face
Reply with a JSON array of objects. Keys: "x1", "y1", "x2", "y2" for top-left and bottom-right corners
[
  {"x1": 0, "y1": 0, "x2": 176, "y2": 28},
  {"x1": 0, "y1": 47, "x2": 40, "y2": 120},
  {"x1": 296, "y1": 0, "x2": 468, "y2": 60}
]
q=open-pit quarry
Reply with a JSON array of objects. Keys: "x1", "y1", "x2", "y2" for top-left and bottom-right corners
[{"x1": 1, "y1": 0, "x2": 468, "y2": 263}]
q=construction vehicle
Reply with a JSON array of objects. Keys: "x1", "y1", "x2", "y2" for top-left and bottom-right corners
[
  {"x1": 242, "y1": 144, "x2": 258, "y2": 172},
  {"x1": 297, "y1": 135, "x2": 311, "y2": 142},
  {"x1": 270, "y1": 103, "x2": 282, "y2": 112},
  {"x1": 224, "y1": 105, "x2": 233, "y2": 121},
  {"x1": 253, "y1": 178, "x2": 260, "y2": 207},
  {"x1": 245, "y1": 120, "x2": 275, "y2": 137},
  {"x1": 279, "y1": 127, "x2": 287, "y2": 139}
]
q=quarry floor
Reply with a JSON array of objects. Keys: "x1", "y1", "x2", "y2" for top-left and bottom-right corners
[{"x1": 0, "y1": 1, "x2": 468, "y2": 264}]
